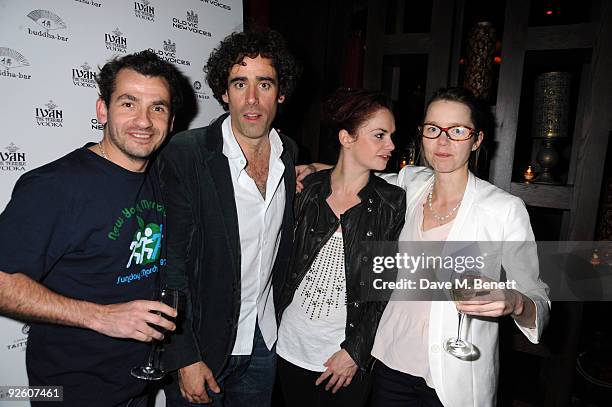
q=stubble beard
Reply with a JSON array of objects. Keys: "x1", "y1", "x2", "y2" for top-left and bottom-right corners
[{"x1": 107, "y1": 127, "x2": 157, "y2": 162}]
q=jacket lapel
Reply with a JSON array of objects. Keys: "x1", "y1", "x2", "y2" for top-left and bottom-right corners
[
  {"x1": 270, "y1": 137, "x2": 296, "y2": 310},
  {"x1": 202, "y1": 114, "x2": 241, "y2": 275},
  {"x1": 207, "y1": 153, "x2": 241, "y2": 266},
  {"x1": 281, "y1": 149, "x2": 295, "y2": 214}
]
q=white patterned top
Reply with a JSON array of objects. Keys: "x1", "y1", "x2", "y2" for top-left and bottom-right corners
[{"x1": 277, "y1": 232, "x2": 347, "y2": 371}]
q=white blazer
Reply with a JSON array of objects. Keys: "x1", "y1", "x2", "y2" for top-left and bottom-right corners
[{"x1": 381, "y1": 166, "x2": 550, "y2": 407}]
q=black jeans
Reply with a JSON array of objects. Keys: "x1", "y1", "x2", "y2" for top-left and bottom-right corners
[
  {"x1": 277, "y1": 356, "x2": 372, "y2": 407},
  {"x1": 370, "y1": 360, "x2": 443, "y2": 407}
]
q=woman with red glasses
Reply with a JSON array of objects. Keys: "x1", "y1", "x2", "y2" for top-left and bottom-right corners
[{"x1": 369, "y1": 87, "x2": 550, "y2": 406}]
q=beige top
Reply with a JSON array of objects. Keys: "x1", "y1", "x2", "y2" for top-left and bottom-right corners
[{"x1": 371, "y1": 199, "x2": 452, "y2": 388}]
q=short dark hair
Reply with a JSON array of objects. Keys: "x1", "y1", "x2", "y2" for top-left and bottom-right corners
[
  {"x1": 423, "y1": 87, "x2": 494, "y2": 172},
  {"x1": 205, "y1": 30, "x2": 299, "y2": 110},
  {"x1": 96, "y1": 50, "x2": 183, "y2": 114},
  {"x1": 323, "y1": 88, "x2": 392, "y2": 137},
  {"x1": 425, "y1": 87, "x2": 492, "y2": 134}
]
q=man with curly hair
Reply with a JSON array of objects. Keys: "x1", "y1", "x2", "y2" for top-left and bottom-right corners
[{"x1": 159, "y1": 30, "x2": 299, "y2": 406}]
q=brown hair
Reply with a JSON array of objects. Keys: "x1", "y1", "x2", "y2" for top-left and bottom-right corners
[
  {"x1": 323, "y1": 88, "x2": 392, "y2": 137},
  {"x1": 422, "y1": 87, "x2": 493, "y2": 172}
]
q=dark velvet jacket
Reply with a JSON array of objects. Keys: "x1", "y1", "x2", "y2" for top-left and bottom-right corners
[
  {"x1": 277, "y1": 169, "x2": 406, "y2": 370},
  {"x1": 157, "y1": 113, "x2": 297, "y2": 375}
]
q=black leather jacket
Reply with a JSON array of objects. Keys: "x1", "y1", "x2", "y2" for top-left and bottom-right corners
[{"x1": 277, "y1": 169, "x2": 406, "y2": 370}]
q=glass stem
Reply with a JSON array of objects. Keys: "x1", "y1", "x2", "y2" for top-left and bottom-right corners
[
  {"x1": 456, "y1": 312, "x2": 465, "y2": 344},
  {"x1": 146, "y1": 341, "x2": 159, "y2": 368}
]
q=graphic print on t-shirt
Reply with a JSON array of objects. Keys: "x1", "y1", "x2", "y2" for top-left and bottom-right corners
[
  {"x1": 109, "y1": 198, "x2": 166, "y2": 285},
  {"x1": 126, "y1": 216, "x2": 161, "y2": 267}
]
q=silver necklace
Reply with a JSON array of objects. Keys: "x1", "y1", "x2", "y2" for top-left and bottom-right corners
[
  {"x1": 98, "y1": 142, "x2": 108, "y2": 160},
  {"x1": 428, "y1": 187, "x2": 461, "y2": 223}
]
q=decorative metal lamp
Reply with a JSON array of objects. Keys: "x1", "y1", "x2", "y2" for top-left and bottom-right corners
[
  {"x1": 532, "y1": 72, "x2": 571, "y2": 184},
  {"x1": 463, "y1": 22, "x2": 497, "y2": 101}
]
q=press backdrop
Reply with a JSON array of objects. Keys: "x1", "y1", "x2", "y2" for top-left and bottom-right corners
[{"x1": 0, "y1": 0, "x2": 242, "y2": 405}]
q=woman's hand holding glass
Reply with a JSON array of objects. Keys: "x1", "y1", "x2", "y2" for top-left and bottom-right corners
[{"x1": 456, "y1": 287, "x2": 536, "y2": 329}]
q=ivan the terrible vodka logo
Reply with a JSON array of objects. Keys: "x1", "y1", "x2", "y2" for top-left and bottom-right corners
[
  {"x1": 72, "y1": 62, "x2": 97, "y2": 88},
  {"x1": 105, "y1": 27, "x2": 128, "y2": 53},
  {"x1": 35, "y1": 100, "x2": 64, "y2": 128},
  {"x1": 134, "y1": 0, "x2": 155, "y2": 22},
  {"x1": 0, "y1": 143, "x2": 27, "y2": 172}
]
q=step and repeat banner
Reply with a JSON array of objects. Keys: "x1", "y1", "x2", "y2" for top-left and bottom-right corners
[{"x1": 0, "y1": 0, "x2": 242, "y2": 405}]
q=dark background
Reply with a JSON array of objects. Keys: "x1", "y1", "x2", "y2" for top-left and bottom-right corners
[{"x1": 239, "y1": 1, "x2": 612, "y2": 405}]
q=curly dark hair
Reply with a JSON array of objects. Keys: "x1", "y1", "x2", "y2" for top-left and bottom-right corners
[
  {"x1": 205, "y1": 30, "x2": 299, "y2": 110},
  {"x1": 96, "y1": 50, "x2": 183, "y2": 114},
  {"x1": 323, "y1": 88, "x2": 392, "y2": 137}
]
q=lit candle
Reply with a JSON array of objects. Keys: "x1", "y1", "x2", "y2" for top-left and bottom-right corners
[
  {"x1": 590, "y1": 250, "x2": 601, "y2": 266},
  {"x1": 524, "y1": 166, "x2": 534, "y2": 182},
  {"x1": 398, "y1": 152, "x2": 409, "y2": 169}
]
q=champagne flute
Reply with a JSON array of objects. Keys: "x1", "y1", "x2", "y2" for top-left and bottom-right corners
[
  {"x1": 444, "y1": 270, "x2": 480, "y2": 360},
  {"x1": 131, "y1": 287, "x2": 180, "y2": 380}
]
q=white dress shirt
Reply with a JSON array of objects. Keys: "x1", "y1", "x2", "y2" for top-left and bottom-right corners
[{"x1": 221, "y1": 116, "x2": 286, "y2": 355}]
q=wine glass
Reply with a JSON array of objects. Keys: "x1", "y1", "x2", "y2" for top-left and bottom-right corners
[
  {"x1": 444, "y1": 270, "x2": 480, "y2": 360},
  {"x1": 131, "y1": 287, "x2": 181, "y2": 380}
]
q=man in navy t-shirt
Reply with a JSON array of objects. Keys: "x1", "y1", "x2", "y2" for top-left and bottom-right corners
[{"x1": 0, "y1": 50, "x2": 183, "y2": 406}]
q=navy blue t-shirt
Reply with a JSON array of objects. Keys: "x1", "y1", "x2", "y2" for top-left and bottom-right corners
[{"x1": 0, "y1": 145, "x2": 166, "y2": 406}]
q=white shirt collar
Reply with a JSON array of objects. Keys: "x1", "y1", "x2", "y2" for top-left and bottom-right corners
[{"x1": 221, "y1": 115, "x2": 284, "y2": 165}]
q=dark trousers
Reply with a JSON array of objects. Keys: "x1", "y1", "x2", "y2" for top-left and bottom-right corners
[
  {"x1": 164, "y1": 324, "x2": 276, "y2": 407},
  {"x1": 370, "y1": 360, "x2": 443, "y2": 407},
  {"x1": 277, "y1": 356, "x2": 372, "y2": 407},
  {"x1": 121, "y1": 394, "x2": 150, "y2": 407}
]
